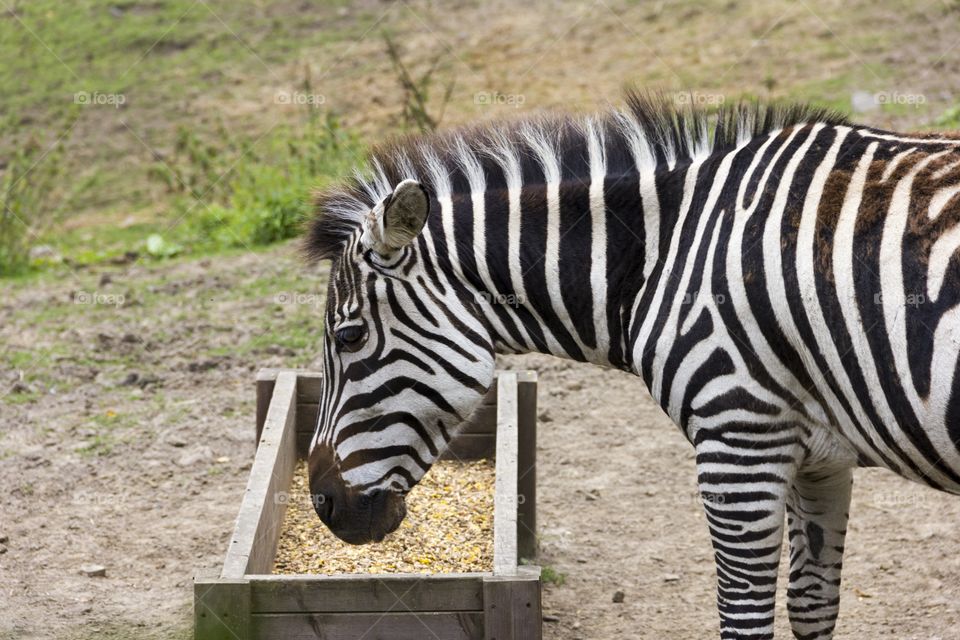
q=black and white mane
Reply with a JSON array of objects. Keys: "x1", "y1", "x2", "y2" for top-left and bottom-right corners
[{"x1": 304, "y1": 90, "x2": 847, "y2": 262}]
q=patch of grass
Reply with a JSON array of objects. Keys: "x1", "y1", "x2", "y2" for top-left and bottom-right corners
[
  {"x1": 540, "y1": 565, "x2": 567, "y2": 586},
  {"x1": 931, "y1": 105, "x2": 960, "y2": 130},
  {"x1": 75, "y1": 408, "x2": 136, "y2": 457},
  {"x1": 0, "y1": 0, "x2": 373, "y2": 275}
]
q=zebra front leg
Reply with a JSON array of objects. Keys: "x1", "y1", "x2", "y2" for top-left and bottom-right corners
[
  {"x1": 697, "y1": 438, "x2": 798, "y2": 639},
  {"x1": 785, "y1": 466, "x2": 852, "y2": 640}
]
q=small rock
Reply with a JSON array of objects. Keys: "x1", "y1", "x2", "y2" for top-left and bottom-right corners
[
  {"x1": 80, "y1": 564, "x2": 106, "y2": 578},
  {"x1": 121, "y1": 333, "x2": 141, "y2": 344},
  {"x1": 10, "y1": 380, "x2": 34, "y2": 395},
  {"x1": 21, "y1": 446, "x2": 45, "y2": 462},
  {"x1": 663, "y1": 573, "x2": 680, "y2": 583},
  {"x1": 566, "y1": 381, "x2": 584, "y2": 392},
  {"x1": 187, "y1": 360, "x2": 219, "y2": 373},
  {"x1": 575, "y1": 557, "x2": 588, "y2": 564},
  {"x1": 0, "y1": 544, "x2": 7, "y2": 554},
  {"x1": 176, "y1": 446, "x2": 213, "y2": 467},
  {"x1": 572, "y1": 621, "x2": 582, "y2": 630},
  {"x1": 164, "y1": 433, "x2": 188, "y2": 448},
  {"x1": 612, "y1": 590, "x2": 625, "y2": 603},
  {"x1": 120, "y1": 372, "x2": 140, "y2": 386},
  {"x1": 538, "y1": 410, "x2": 553, "y2": 423},
  {"x1": 98, "y1": 273, "x2": 113, "y2": 287},
  {"x1": 0, "y1": 533, "x2": 8, "y2": 544},
  {"x1": 136, "y1": 374, "x2": 161, "y2": 389},
  {"x1": 542, "y1": 614, "x2": 560, "y2": 623}
]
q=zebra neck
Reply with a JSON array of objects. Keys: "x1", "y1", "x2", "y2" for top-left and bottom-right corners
[{"x1": 429, "y1": 168, "x2": 680, "y2": 370}]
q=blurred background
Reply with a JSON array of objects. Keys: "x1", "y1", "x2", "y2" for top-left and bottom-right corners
[{"x1": 3, "y1": 1, "x2": 960, "y2": 639}]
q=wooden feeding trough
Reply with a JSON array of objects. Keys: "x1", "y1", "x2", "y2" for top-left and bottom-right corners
[{"x1": 195, "y1": 369, "x2": 541, "y2": 640}]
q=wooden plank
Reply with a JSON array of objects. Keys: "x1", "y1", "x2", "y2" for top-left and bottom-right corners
[
  {"x1": 194, "y1": 572, "x2": 251, "y2": 640},
  {"x1": 255, "y1": 369, "x2": 277, "y2": 446},
  {"x1": 483, "y1": 573, "x2": 542, "y2": 640},
  {"x1": 251, "y1": 612, "x2": 483, "y2": 640},
  {"x1": 295, "y1": 403, "x2": 319, "y2": 436},
  {"x1": 460, "y1": 404, "x2": 498, "y2": 434},
  {"x1": 493, "y1": 372, "x2": 519, "y2": 576},
  {"x1": 295, "y1": 371, "x2": 323, "y2": 405},
  {"x1": 516, "y1": 373, "x2": 538, "y2": 561},
  {"x1": 440, "y1": 433, "x2": 496, "y2": 461},
  {"x1": 223, "y1": 371, "x2": 298, "y2": 578},
  {"x1": 248, "y1": 574, "x2": 484, "y2": 613}
]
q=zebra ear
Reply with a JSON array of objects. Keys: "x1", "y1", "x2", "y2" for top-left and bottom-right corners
[{"x1": 362, "y1": 179, "x2": 430, "y2": 255}]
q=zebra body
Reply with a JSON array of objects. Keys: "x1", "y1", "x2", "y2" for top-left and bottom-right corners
[{"x1": 305, "y1": 93, "x2": 960, "y2": 638}]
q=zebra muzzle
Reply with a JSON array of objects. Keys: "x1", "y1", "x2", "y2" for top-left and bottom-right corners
[{"x1": 308, "y1": 444, "x2": 407, "y2": 545}]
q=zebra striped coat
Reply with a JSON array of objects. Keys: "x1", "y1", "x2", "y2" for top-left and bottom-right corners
[{"x1": 304, "y1": 92, "x2": 960, "y2": 639}]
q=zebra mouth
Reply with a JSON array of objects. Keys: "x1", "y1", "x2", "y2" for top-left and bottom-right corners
[
  {"x1": 308, "y1": 444, "x2": 408, "y2": 544},
  {"x1": 323, "y1": 489, "x2": 406, "y2": 545}
]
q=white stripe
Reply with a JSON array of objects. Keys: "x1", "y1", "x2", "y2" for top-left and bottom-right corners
[{"x1": 586, "y1": 118, "x2": 610, "y2": 359}]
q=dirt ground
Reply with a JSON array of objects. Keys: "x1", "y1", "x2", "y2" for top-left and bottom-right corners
[
  {"x1": 2, "y1": 246, "x2": 960, "y2": 640},
  {"x1": 5, "y1": 1, "x2": 960, "y2": 638}
]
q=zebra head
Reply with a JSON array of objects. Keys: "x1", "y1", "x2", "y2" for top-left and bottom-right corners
[{"x1": 308, "y1": 178, "x2": 496, "y2": 544}]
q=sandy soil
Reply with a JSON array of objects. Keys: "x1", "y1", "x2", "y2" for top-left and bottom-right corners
[
  {"x1": 2, "y1": 247, "x2": 960, "y2": 640},
  {"x1": 5, "y1": 1, "x2": 960, "y2": 637}
]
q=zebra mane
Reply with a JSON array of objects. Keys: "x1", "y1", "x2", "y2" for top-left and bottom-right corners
[{"x1": 304, "y1": 90, "x2": 847, "y2": 262}]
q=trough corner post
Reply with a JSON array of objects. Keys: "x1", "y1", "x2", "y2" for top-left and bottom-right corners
[
  {"x1": 482, "y1": 571, "x2": 542, "y2": 640},
  {"x1": 194, "y1": 570, "x2": 251, "y2": 640},
  {"x1": 516, "y1": 370, "x2": 538, "y2": 562}
]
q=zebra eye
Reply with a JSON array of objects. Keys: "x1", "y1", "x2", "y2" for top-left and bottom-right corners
[{"x1": 334, "y1": 325, "x2": 365, "y2": 351}]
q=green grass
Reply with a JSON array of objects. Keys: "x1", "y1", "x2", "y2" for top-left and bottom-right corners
[
  {"x1": 0, "y1": 0, "x2": 373, "y2": 275},
  {"x1": 75, "y1": 408, "x2": 137, "y2": 457},
  {"x1": 540, "y1": 565, "x2": 567, "y2": 586}
]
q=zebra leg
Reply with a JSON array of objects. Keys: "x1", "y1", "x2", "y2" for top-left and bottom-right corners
[
  {"x1": 785, "y1": 466, "x2": 852, "y2": 640},
  {"x1": 697, "y1": 442, "x2": 797, "y2": 639}
]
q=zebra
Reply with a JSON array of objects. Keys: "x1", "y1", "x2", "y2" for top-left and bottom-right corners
[{"x1": 303, "y1": 90, "x2": 960, "y2": 639}]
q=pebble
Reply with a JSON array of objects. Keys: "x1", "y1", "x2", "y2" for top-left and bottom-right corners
[
  {"x1": 612, "y1": 590, "x2": 625, "y2": 603},
  {"x1": 80, "y1": 564, "x2": 107, "y2": 577},
  {"x1": 538, "y1": 410, "x2": 553, "y2": 423},
  {"x1": 0, "y1": 544, "x2": 7, "y2": 555},
  {"x1": 663, "y1": 573, "x2": 680, "y2": 582},
  {"x1": 542, "y1": 614, "x2": 560, "y2": 622},
  {"x1": 0, "y1": 533, "x2": 8, "y2": 543},
  {"x1": 176, "y1": 446, "x2": 212, "y2": 467}
]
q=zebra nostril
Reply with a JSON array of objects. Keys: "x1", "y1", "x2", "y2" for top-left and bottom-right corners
[{"x1": 311, "y1": 491, "x2": 334, "y2": 522}]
